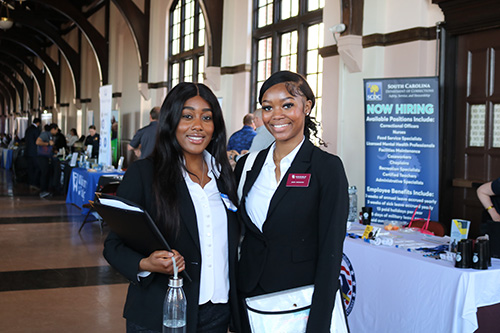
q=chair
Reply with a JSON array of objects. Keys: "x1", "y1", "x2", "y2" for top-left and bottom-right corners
[
  {"x1": 407, "y1": 220, "x2": 446, "y2": 237},
  {"x1": 78, "y1": 181, "x2": 121, "y2": 233}
]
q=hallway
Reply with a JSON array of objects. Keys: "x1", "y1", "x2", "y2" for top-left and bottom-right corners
[{"x1": 0, "y1": 168, "x2": 128, "y2": 332}]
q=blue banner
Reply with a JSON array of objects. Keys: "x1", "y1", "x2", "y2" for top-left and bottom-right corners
[{"x1": 364, "y1": 77, "x2": 439, "y2": 224}]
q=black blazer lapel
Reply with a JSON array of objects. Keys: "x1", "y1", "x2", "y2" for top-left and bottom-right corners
[
  {"x1": 242, "y1": 149, "x2": 269, "y2": 198},
  {"x1": 177, "y1": 180, "x2": 201, "y2": 252},
  {"x1": 240, "y1": 149, "x2": 269, "y2": 235},
  {"x1": 266, "y1": 140, "x2": 314, "y2": 220}
]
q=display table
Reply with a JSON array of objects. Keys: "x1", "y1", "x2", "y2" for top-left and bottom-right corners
[
  {"x1": 66, "y1": 168, "x2": 124, "y2": 214},
  {"x1": 343, "y1": 226, "x2": 500, "y2": 333},
  {"x1": 0, "y1": 148, "x2": 13, "y2": 169}
]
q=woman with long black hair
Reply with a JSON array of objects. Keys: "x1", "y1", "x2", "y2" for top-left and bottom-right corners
[{"x1": 104, "y1": 82, "x2": 240, "y2": 333}]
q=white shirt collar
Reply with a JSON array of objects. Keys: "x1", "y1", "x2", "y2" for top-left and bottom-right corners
[
  {"x1": 264, "y1": 136, "x2": 306, "y2": 167},
  {"x1": 245, "y1": 137, "x2": 306, "y2": 232},
  {"x1": 182, "y1": 150, "x2": 220, "y2": 181}
]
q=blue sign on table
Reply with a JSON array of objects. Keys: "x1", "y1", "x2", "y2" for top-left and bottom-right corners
[{"x1": 364, "y1": 77, "x2": 439, "y2": 224}]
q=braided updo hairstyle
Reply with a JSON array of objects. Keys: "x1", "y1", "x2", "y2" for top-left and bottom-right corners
[{"x1": 258, "y1": 71, "x2": 325, "y2": 146}]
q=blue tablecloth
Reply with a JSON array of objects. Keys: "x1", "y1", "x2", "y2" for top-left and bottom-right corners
[
  {"x1": 1, "y1": 148, "x2": 13, "y2": 169},
  {"x1": 66, "y1": 168, "x2": 124, "y2": 214}
]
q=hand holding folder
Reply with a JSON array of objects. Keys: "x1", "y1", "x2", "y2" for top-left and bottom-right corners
[{"x1": 94, "y1": 193, "x2": 192, "y2": 282}]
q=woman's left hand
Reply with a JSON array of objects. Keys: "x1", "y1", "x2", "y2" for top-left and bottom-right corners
[{"x1": 139, "y1": 249, "x2": 185, "y2": 275}]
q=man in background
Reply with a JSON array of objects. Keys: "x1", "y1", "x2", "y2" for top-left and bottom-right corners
[
  {"x1": 36, "y1": 123, "x2": 59, "y2": 198},
  {"x1": 24, "y1": 117, "x2": 41, "y2": 190},
  {"x1": 127, "y1": 107, "x2": 159, "y2": 159},
  {"x1": 249, "y1": 108, "x2": 275, "y2": 152},
  {"x1": 84, "y1": 125, "x2": 100, "y2": 158},
  {"x1": 227, "y1": 113, "x2": 256, "y2": 154}
]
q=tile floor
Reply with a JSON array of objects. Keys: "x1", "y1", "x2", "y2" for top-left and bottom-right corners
[{"x1": 0, "y1": 168, "x2": 128, "y2": 332}]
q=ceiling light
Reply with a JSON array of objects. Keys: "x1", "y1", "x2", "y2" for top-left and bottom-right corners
[
  {"x1": 0, "y1": 17, "x2": 13, "y2": 30},
  {"x1": 0, "y1": 1, "x2": 13, "y2": 30}
]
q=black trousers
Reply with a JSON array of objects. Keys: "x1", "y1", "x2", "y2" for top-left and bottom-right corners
[
  {"x1": 197, "y1": 301, "x2": 230, "y2": 333},
  {"x1": 37, "y1": 156, "x2": 61, "y2": 192},
  {"x1": 37, "y1": 156, "x2": 51, "y2": 192},
  {"x1": 126, "y1": 301, "x2": 230, "y2": 333},
  {"x1": 26, "y1": 156, "x2": 40, "y2": 187}
]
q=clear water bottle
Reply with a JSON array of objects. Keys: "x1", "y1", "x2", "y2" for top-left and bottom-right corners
[
  {"x1": 163, "y1": 258, "x2": 187, "y2": 333},
  {"x1": 348, "y1": 186, "x2": 358, "y2": 223}
]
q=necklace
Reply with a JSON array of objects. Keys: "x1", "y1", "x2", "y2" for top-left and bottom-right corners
[
  {"x1": 272, "y1": 150, "x2": 282, "y2": 183},
  {"x1": 273, "y1": 150, "x2": 282, "y2": 165},
  {"x1": 200, "y1": 160, "x2": 205, "y2": 187}
]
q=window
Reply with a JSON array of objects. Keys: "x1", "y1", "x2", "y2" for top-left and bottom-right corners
[
  {"x1": 494, "y1": 104, "x2": 500, "y2": 148},
  {"x1": 168, "y1": 0, "x2": 206, "y2": 89},
  {"x1": 252, "y1": 0, "x2": 324, "y2": 120},
  {"x1": 469, "y1": 104, "x2": 486, "y2": 147}
]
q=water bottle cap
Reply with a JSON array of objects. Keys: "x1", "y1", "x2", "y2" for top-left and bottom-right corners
[
  {"x1": 169, "y1": 277, "x2": 183, "y2": 288},
  {"x1": 348, "y1": 186, "x2": 357, "y2": 193}
]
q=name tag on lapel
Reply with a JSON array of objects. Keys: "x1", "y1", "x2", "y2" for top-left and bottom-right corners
[
  {"x1": 220, "y1": 193, "x2": 237, "y2": 212},
  {"x1": 286, "y1": 173, "x2": 311, "y2": 187}
]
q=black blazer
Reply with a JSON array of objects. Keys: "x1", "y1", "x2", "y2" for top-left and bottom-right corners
[
  {"x1": 235, "y1": 140, "x2": 348, "y2": 333},
  {"x1": 103, "y1": 158, "x2": 241, "y2": 332}
]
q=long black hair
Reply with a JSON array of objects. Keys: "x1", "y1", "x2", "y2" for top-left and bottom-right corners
[
  {"x1": 259, "y1": 70, "x2": 324, "y2": 145},
  {"x1": 151, "y1": 82, "x2": 237, "y2": 237}
]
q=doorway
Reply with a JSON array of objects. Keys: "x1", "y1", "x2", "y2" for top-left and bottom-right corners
[{"x1": 449, "y1": 28, "x2": 500, "y2": 237}]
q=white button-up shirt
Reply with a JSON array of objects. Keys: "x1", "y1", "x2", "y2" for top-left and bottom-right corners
[
  {"x1": 246, "y1": 138, "x2": 305, "y2": 232},
  {"x1": 183, "y1": 151, "x2": 229, "y2": 305}
]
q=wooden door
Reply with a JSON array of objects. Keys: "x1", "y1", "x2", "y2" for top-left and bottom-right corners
[{"x1": 452, "y1": 28, "x2": 500, "y2": 237}]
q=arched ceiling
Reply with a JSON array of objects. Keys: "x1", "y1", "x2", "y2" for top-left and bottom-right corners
[
  {"x1": 0, "y1": 0, "x2": 225, "y2": 116},
  {"x1": 0, "y1": 0, "x2": 151, "y2": 116},
  {"x1": 0, "y1": 0, "x2": 103, "y2": 114}
]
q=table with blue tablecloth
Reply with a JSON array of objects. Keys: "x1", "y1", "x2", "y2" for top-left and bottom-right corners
[
  {"x1": 0, "y1": 148, "x2": 13, "y2": 169},
  {"x1": 66, "y1": 168, "x2": 124, "y2": 214}
]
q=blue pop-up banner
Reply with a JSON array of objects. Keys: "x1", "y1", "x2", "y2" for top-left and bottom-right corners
[{"x1": 364, "y1": 77, "x2": 439, "y2": 224}]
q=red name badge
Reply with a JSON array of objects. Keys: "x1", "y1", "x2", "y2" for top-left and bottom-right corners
[{"x1": 286, "y1": 173, "x2": 311, "y2": 187}]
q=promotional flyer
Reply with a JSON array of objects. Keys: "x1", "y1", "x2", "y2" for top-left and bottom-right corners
[
  {"x1": 364, "y1": 77, "x2": 439, "y2": 224},
  {"x1": 98, "y1": 85, "x2": 112, "y2": 166}
]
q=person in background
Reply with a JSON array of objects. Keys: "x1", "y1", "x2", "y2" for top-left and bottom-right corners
[
  {"x1": 84, "y1": 125, "x2": 100, "y2": 158},
  {"x1": 228, "y1": 109, "x2": 276, "y2": 167},
  {"x1": 127, "y1": 106, "x2": 160, "y2": 159},
  {"x1": 104, "y1": 82, "x2": 241, "y2": 333},
  {"x1": 24, "y1": 117, "x2": 42, "y2": 190},
  {"x1": 5, "y1": 133, "x2": 12, "y2": 146},
  {"x1": 111, "y1": 116, "x2": 118, "y2": 140},
  {"x1": 54, "y1": 128, "x2": 67, "y2": 156},
  {"x1": 36, "y1": 123, "x2": 59, "y2": 198},
  {"x1": 248, "y1": 108, "x2": 275, "y2": 152},
  {"x1": 227, "y1": 113, "x2": 256, "y2": 154},
  {"x1": 0, "y1": 133, "x2": 10, "y2": 147},
  {"x1": 235, "y1": 71, "x2": 349, "y2": 332},
  {"x1": 66, "y1": 128, "x2": 79, "y2": 149},
  {"x1": 10, "y1": 130, "x2": 21, "y2": 148},
  {"x1": 477, "y1": 178, "x2": 500, "y2": 222}
]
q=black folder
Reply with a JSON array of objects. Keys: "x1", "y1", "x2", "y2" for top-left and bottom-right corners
[{"x1": 94, "y1": 193, "x2": 191, "y2": 282}]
